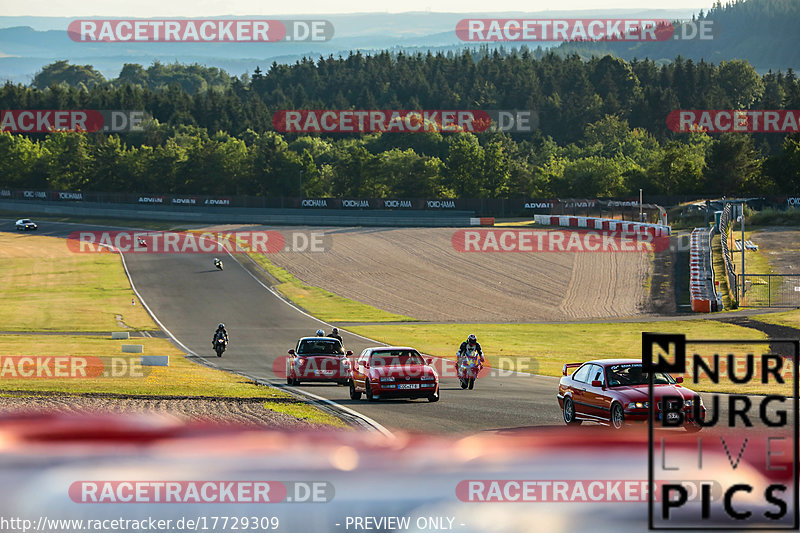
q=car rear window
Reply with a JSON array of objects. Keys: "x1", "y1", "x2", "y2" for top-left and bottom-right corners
[
  {"x1": 370, "y1": 350, "x2": 424, "y2": 366},
  {"x1": 297, "y1": 339, "x2": 343, "y2": 355}
]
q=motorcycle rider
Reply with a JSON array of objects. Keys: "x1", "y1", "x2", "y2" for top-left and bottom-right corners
[
  {"x1": 457, "y1": 334, "x2": 484, "y2": 389},
  {"x1": 328, "y1": 327, "x2": 343, "y2": 344},
  {"x1": 213, "y1": 323, "x2": 229, "y2": 348},
  {"x1": 214, "y1": 257, "x2": 223, "y2": 269},
  {"x1": 457, "y1": 334, "x2": 484, "y2": 367}
]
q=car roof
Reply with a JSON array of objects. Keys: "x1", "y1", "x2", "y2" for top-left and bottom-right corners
[
  {"x1": 589, "y1": 359, "x2": 642, "y2": 366},
  {"x1": 299, "y1": 337, "x2": 338, "y2": 341}
]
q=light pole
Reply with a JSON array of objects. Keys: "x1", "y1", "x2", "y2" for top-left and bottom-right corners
[{"x1": 639, "y1": 189, "x2": 643, "y2": 222}]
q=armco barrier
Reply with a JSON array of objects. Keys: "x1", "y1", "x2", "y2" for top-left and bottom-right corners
[
  {"x1": 532, "y1": 215, "x2": 671, "y2": 236},
  {"x1": 0, "y1": 200, "x2": 475, "y2": 228},
  {"x1": 688, "y1": 227, "x2": 722, "y2": 313}
]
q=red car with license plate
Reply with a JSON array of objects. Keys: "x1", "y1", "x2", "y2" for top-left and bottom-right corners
[
  {"x1": 557, "y1": 358, "x2": 705, "y2": 431},
  {"x1": 286, "y1": 337, "x2": 353, "y2": 386},
  {"x1": 349, "y1": 347, "x2": 439, "y2": 402}
]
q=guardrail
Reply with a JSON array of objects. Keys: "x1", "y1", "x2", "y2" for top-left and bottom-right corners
[
  {"x1": 532, "y1": 214, "x2": 671, "y2": 236},
  {"x1": 0, "y1": 199, "x2": 476, "y2": 227},
  {"x1": 718, "y1": 204, "x2": 739, "y2": 304},
  {"x1": 689, "y1": 227, "x2": 722, "y2": 313}
]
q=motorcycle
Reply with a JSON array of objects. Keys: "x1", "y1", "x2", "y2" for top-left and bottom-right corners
[
  {"x1": 457, "y1": 347, "x2": 483, "y2": 390},
  {"x1": 214, "y1": 258, "x2": 223, "y2": 271},
  {"x1": 213, "y1": 336, "x2": 227, "y2": 357}
]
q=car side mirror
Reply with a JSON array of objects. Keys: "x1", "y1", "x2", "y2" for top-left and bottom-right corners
[
  {"x1": 346, "y1": 350, "x2": 353, "y2": 356},
  {"x1": 288, "y1": 349, "x2": 295, "y2": 355},
  {"x1": 676, "y1": 376, "x2": 684, "y2": 384},
  {"x1": 426, "y1": 358, "x2": 433, "y2": 365},
  {"x1": 591, "y1": 380, "x2": 603, "y2": 388}
]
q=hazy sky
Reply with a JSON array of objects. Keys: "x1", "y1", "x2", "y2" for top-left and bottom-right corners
[{"x1": 2, "y1": 0, "x2": 708, "y2": 17}]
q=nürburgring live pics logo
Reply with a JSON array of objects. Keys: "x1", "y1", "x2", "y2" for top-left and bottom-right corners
[{"x1": 644, "y1": 333, "x2": 799, "y2": 530}]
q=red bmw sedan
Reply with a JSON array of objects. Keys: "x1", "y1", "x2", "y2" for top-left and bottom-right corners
[{"x1": 557, "y1": 358, "x2": 705, "y2": 431}]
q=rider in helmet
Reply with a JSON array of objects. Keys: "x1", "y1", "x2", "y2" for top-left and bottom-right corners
[
  {"x1": 315, "y1": 329, "x2": 325, "y2": 337},
  {"x1": 457, "y1": 334, "x2": 484, "y2": 368},
  {"x1": 213, "y1": 323, "x2": 229, "y2": 347},
  {"x1": 327, "y1": 327, "x2": 343, "y2": 344}
]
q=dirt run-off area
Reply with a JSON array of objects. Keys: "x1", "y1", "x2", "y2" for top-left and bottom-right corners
[
  {"x1": 267, "y1": 227, "x2": 653, "y2": 323},
  {"x1": 0, "y1": 393, "x2": 338, "y2": 429}
]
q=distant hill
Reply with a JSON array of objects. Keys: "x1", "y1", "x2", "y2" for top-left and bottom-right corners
[
  {"x1": 554, "y1": 0, "x2": 800, "y2": 73},
  {"x1": 0, "y1": 9, "x2": 695, "y2": 83}
]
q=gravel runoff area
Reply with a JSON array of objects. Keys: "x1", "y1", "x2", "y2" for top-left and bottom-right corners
[
  {"x1": 0, "y1": 393, "x2": 339, "y2": 429},
  {"x1": 267, "y1": 227, "x2": 653, "y2": 322}
]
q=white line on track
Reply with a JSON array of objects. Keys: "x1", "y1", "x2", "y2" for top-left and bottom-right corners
[{"x1": 99, "y1": 240, "x2": 394, "y2": 438}]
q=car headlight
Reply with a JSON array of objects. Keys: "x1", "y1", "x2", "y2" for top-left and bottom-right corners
[
  {"x1": 627, "y1": 402, "x2": 648, "y2": 409},
  {"x1": 379, "y1": 377, "x2": 395, "y2": 383}
]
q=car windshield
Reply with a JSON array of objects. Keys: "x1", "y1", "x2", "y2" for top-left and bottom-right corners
[
  {"x1": 370, "y1": 350, "x2": 425, "y2": 366},
  {"x1": 297, "y1": 339, "x2": 344, "y2": 355},
  {"x1": 21, "y1": 220, "x2": 32, "y2": 223},
  {"x1": 606, "y1": 364, "x2": 676, "y2": 386}
]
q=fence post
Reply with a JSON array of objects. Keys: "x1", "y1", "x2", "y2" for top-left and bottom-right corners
[{"x1": 768, "y1": 276, "x2": 771, "y2": 307}]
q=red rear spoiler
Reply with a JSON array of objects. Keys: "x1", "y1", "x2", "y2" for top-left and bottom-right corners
[{"x1": 562, "y1": 363, "x2": 583, "y2": 376}]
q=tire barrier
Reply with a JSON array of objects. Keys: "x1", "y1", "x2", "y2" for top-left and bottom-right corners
[
  {"x1": 532, "y1": 215, "x2": 671, "y2": 237},
  {"x1": 469, "y1": 217, "x2": 495, "y2": 226},
  {"x1": 689, "y1": 227, "x2": 722, "y2": 313}
]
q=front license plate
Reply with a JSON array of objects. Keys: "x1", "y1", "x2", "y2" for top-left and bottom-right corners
[{"x1": 397, "y1": 383, "x2": 420, "y2": 390}]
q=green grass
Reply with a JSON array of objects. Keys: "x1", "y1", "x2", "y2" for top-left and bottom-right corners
[
  {"x1": 747, "y1": 208, "x2": 800, "y2": 227},
  {"x1": 0, "y1": 232, "x2": 345, "y2": 427},
  {"x1": 263, "y1": 401, "x2": 349, "y2": 428},
  {"x1": 349, "y1": 320, "x2": 787, "y2": 395},
  {"x1": 249, "y1": 253, "x2": 416, "y2": 323},
  {"x1": 0, "y1": 334, "x2": 289, "y2": 397},
  {"x1": 753, "y1": 309, "x2": 800, "y2": 329},
  {"x1": 0, "y1": 233, "x2": 159, "y2": 331}
]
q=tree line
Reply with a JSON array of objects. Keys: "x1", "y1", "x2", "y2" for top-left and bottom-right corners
[{"x1": 1, "y1": 50, "x2": 799, "y2": 198}]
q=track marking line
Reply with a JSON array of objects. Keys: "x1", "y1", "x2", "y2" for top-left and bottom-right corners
[{"x1": 100, "y1": 240, "x2": 393, "y2": 438}]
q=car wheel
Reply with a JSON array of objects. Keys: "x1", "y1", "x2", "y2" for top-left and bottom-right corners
[
  {"x1": 365, "y1": 379, "x2": 375, "y2": 401},
  {"x1": 427, "y1": 390, "x2": 439, "y2": 402},
  {"x1": 610, "y1": 403, "x2": 625, "y2": 429},
  {"x1": 563, "y1": 397, "x2": 581, "y2": 425},
  {"x1": 286, "y1": 375, "x2": 293, "y2": 385},
  {"x1": 349, "y1": 380, "x2": 362, "y2": 400}
]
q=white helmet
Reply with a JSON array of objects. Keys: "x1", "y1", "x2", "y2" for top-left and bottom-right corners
[{"x1": 316, "y1": 329, "x2": 325, "y2": 336}]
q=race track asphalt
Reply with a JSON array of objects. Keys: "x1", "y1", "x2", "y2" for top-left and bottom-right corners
[
  {"x1": 2, "y1": 219, "x2": 564, "y2": 433},
  {"x1": 7, "y1": 219, "x2": 779, "y2": 434}
]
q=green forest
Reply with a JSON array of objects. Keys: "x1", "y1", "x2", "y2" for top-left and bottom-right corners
[{"x1": 1, "y1": 1, "x2": 799, "y2": 199}]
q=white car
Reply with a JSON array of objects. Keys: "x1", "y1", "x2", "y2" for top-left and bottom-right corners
[{"x1": 15, "y1": 219, "x2": 38, "y2": 231}]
